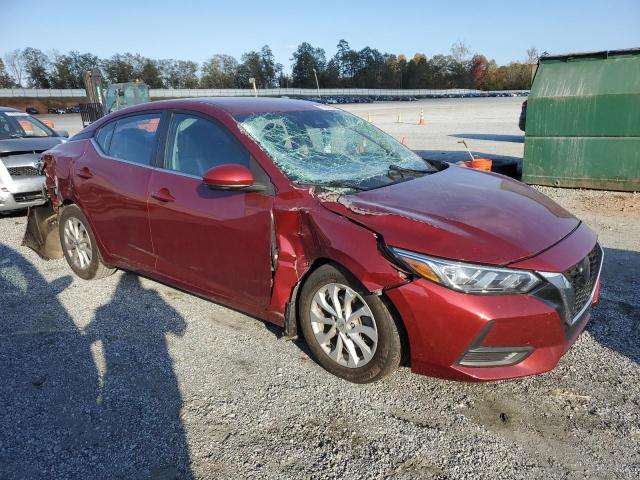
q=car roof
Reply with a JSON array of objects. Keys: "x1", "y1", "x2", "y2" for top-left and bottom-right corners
[
  {"x1": 126, "y1": 97, "x2": 323, "y2": 117},
  {"x1": 195, "y1": 97, "x2": 322, "y2": 116},
  {"x1": 0, "y1": 106, "x2": 20, "y2": 112},
  {"x1": 88, "y1": 97, "x2": 330, "y2": 132}
]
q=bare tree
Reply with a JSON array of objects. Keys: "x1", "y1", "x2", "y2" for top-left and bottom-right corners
[
  {"x1": 3, "y1": 49, "x2": 25, "y2": 87},
  {"x1": 526, "y1": 47, "x2": 540, "y2": 64},
  {"x1": 450, "y1": 41, "x2": 471, "y2": 62}
]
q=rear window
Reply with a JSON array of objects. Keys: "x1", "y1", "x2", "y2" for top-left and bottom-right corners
[{"x1": 105, "y1": 113, "x2": 161, "y2": 166}]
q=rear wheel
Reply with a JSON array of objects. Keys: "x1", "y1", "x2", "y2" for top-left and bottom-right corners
[
  {"x1": 299, "y1": 264, "x2": 403, "y2": 383},
  {"x1": 59, "y1": 204, "x2": 115, "y2": 280}
]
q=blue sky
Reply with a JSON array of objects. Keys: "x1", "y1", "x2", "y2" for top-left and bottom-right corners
[{"x1": 2, "y1": 0, "x2": 639, "y2": 71}]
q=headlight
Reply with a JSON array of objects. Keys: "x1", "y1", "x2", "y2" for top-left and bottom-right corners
[{"x1": 389, "y1": 247, "x2": 541, "y2": 294}]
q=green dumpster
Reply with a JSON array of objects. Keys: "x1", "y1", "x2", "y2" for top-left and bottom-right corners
[{"x1": 522, "y1": 48, "x2": 640, "y2": 191}]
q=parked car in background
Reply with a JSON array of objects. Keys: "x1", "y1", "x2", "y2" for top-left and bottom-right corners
[
  {"x1": 66, "y1": 105, "x2": 81, "y2": 113},
  {"x1": 25, "y1": 107, "x2": 39, "y2": 115},
  {"x1": 27, "y1": 98, "x2": 602, "y2": 383},
  {"x1": 0, "y1": 107, "x2": 68, "y2": 214},
  {"x1": 47, "y1": 107, "x2": 66, "y2": 114}
]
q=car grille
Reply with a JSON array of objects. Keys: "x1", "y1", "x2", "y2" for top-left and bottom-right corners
[
  {"x1": 563, "y1": 243, "x2": 602, "y2": 319},
  {"x1": 532, "y1": 243, "x2": 603, "y2": 335},
  {"x1": 7, "y1": 166, "x2": 38, "y2": 176},
  {"x1": 14, "y1": 191, "x2": 44, "y2": 203}
]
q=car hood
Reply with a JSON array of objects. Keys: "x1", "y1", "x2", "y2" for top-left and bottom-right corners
[
  {"x1": 0, "y1": 137, "x2": 65, "y2": 155},
  {"x1": 320, "y1": 166, "x2": 580, "y2": 266}
]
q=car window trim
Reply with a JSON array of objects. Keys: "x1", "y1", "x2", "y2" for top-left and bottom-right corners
[
  {"x1": 151, "y1": 110, "x2": 170, "y2": 169},
  {"x1": 160, "y1": 109, "x2": 250, "y2": 171},
  {"x1": 94, "y1": 120, "x2": 116, "y2": 154},
  {"x1": 90, "y1": 138, "x2": 161, "y2": 171},
  {"x1": 156, "y1": 108, "x2": 276, "y2": 195},
  {"x1": 93, "y1": 110, "x2": 166, "y2": 167}
]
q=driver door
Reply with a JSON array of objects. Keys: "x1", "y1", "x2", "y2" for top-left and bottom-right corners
[{"x1": 147, "y1": 111, "x2": 274, "y2": 309}]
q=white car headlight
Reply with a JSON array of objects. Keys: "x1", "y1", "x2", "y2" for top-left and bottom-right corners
[{"x1": 389, "y1": 247, "x2": 541, "y2": 294}]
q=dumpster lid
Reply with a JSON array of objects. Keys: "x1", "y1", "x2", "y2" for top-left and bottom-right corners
[{"x1": 540, "y1": 47, "x2": 640, "y2": 62}]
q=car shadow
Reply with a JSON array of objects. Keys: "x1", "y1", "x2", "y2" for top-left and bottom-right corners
[
  {"x1": 0, "y1": 246, "x2": 193, "y2": 479},
  {"x1": 449, "y1": 133, "x2": 525, "y2": 143},
  {"x1": 0, "y1": 209, "x2": 28, "y2": 219},
  {"x1": 587, "y1": 247, "x2": 640, "y2": 365},
  {"x1": 262, "y1": 321, "x2": 314, "y2": 359}
]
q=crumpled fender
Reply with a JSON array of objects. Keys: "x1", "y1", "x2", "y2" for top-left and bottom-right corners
[
  {"x1": 265, "y1": 193, "x2": 408, "y2": 331},
  {"x1": 21, "y1": 139, "x2": 91, "y2": 260}
]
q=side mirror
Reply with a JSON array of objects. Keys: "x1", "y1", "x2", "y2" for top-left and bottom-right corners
[
  {"x1": 54, "y1": 129, "x2": 69, "y2": 138},
  {"x1": 202, "y1": 164, "x2": 254, "y2": 190}
]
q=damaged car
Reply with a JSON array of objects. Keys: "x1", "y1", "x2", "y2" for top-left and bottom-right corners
[
  {"x1": 24, "y1": 98, "x2": 602, "y2": 383},
  {"x1": 0, "y1": 107, "x2": 68, "y2": 214}
]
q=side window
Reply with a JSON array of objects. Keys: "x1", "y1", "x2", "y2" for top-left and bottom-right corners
[
  {"x1": 94, "y1": 121, "x2": 115, "y2": 153},
  {"x1": 108, "y1": 113, "x2": 161, "y2": 166},
  {"x1": 166, "y1": 113, "x2": 249, "y2": 177}
]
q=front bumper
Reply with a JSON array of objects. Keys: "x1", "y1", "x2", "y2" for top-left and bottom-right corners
[
  {"x1": 386, "y1": 223, "x2": 601, "y2": 381},
  {"x1": 0, "y1": 176, "x2": 46, "y2": 212}
]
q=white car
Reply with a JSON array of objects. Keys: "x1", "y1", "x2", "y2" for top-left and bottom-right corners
[{"x1": 0, "y1": 107, "x2": 68, "y2": 213}]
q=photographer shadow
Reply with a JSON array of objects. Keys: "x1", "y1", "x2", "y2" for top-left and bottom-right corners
[{"x1": 0, "y1": 245, "x2": 193, "y2": 479}]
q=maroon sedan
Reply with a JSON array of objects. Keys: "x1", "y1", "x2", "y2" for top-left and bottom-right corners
[{"x1": 26, "y1": 98, "x2": 602, "y2": 383}]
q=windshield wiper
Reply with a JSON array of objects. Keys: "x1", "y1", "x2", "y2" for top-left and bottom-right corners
[
  {"x1": 300, "y1": 180, "x2": 368, "y2": 191},
  {"x1": 388, "y1": 164, "x2": 433, "y2": 175}
]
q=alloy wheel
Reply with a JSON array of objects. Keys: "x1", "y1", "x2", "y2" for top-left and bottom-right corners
[
  {"x1": 62, "y1": 217, "x2": 93, "y2": 270},
  {"x1": 309, "y1": 283, "x2": 378, "y2": 368}
]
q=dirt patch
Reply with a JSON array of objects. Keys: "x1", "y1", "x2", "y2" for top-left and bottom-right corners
[{"x1": 461, "y1": 389, "x2": 632, "y2": 479}]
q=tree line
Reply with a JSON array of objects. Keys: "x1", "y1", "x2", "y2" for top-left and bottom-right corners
[{"x1": 0, "y1": 41, "x2": 539, "y2": 91}]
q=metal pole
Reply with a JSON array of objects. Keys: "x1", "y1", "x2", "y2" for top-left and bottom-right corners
[{"x1": 312, "y1": 68, "x2": 320, "y2": 99}]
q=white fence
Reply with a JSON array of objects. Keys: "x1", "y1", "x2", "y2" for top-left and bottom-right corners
[
  {"x1": 149, "y1": 88, "x2": 485, "y2": 97},
  {"x1": 0, "y1": 88, "x2": 87, "y2": 98},
  {"x1": 0, "y1": 88, "x2": 529, "y2": 98}
]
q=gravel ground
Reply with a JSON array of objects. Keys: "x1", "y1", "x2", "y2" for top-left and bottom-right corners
[{"x1": 1, "y1": 99, "x2": 639, "y2": 479}]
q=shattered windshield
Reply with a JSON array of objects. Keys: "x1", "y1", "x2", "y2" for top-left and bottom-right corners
[{"x1": 236, "y1": 107, "x2": 436, "y2": 191}]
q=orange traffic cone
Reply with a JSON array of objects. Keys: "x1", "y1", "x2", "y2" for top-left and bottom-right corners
[
  {"x1": 418, "y1": 108, "x2": 425, "y2": 125},
  {"x1": 401, "y1": 137, "x2": 408, "y2": 145}
]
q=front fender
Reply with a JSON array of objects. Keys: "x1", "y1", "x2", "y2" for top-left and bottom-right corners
[{"x1": 266, "y1": 199, "x2": 408, "y2": 330}]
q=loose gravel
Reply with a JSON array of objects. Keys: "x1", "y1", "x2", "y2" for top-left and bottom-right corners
[
  {"x1": 1, "y1": 99, "x2": 639, "y2": 479},
  {"x1": 1, "y1": 188, "x2": 638, "y2": 480}
]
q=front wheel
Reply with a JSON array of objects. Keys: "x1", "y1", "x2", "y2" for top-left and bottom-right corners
[
  {"x1": 299, "y1": 265, "x2": 403, "y2": 383},
  {"x1": 59, "y1": 204, "x2": 115, "y2": 280}
]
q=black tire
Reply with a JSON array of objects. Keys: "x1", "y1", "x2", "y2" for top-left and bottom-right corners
[
  {"x1": 59, "y1": 204, "x2": 115, "y2": 280},
  {"x1": 299, "y1": 264, "x2": 403, "y2": 383}
]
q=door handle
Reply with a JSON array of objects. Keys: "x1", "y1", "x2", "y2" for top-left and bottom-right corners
[
  {"x1": 77, "y1": 166, "x2": 93, "y2": 179},
  {"x1": 151, "y1": 188, "x2": 175, "y2": 203}
]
